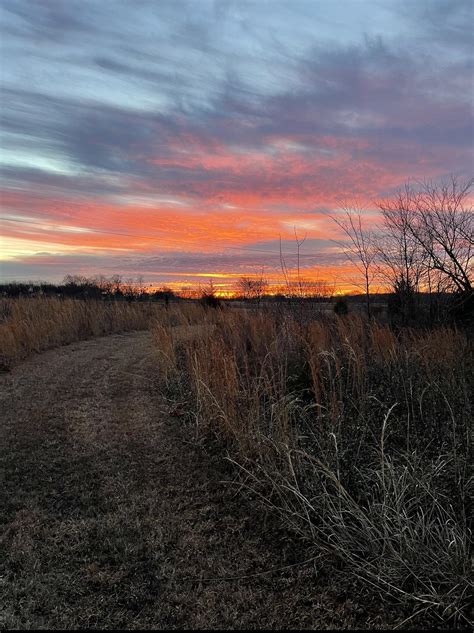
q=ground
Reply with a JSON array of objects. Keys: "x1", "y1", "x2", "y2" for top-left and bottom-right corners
[{"x1": 1, "y1": 332, "x2": 402, "y2": 630}]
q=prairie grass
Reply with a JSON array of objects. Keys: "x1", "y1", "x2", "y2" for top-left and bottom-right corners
[
  {"x1": 153, "y1": 305, "x2": 472, "y2": 625},
  {"x1": 0, "y1": 296, "x2": 163, "y2": 369}
]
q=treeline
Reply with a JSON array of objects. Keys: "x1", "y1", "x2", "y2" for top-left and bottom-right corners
[
  {"x1": 0, "y1": 277, "x2": 469, "y2": 327},
  {"x1": 0, "y1": 275, "x2": 178, "y2": 303}
]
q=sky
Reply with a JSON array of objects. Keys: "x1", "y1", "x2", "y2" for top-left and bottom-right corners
[{"x1": 1, "y1": 0, "x2": 473, "y2": 293}]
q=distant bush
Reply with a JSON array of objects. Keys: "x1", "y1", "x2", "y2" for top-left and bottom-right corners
[
  {"x1": 333, "y1": 296, "x2": 349, "y2": 315},
  {"x1": 199, "y1": 293, "x2": 222, "y2": 309}
]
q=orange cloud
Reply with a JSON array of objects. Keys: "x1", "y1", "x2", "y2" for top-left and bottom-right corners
[{"x1": 1, "y1": 188, "x2": 348, "y2": 253}]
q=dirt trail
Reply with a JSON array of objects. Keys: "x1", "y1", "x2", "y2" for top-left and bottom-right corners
[{"x1": 0, "y1": 332, "x2": 387, "y2": 630}]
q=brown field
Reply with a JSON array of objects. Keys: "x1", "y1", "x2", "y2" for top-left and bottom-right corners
[
  {"x1": 1, "y1": 298, "x2": 472, "y2": 629},
  {"x1": 0, "y1": 297, "x2": 163, "y2": 370}
]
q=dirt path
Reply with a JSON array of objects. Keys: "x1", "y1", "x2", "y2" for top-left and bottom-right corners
[{"x1": 0, "y1": 332, "x2": 389, "y2": 630}]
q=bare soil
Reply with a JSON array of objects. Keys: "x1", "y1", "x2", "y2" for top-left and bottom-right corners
[{"x1": 1, "y1": 332, "x2": 400, "y2": 629}]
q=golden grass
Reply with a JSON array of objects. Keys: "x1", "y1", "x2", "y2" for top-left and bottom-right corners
[{"x1": 0, "y1": 296, "x2": 164, "y2": 369}]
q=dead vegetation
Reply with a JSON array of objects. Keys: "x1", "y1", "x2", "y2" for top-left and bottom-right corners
[
  {"x1": 1, "y1": 331, "x2": 398, "y2": 630},
  {"x1": 153, "y1": 304, "x2": 473, "y2": 628},
  {"x1": 0, "y1": 296, "x2": 162, "y2": 370},
  {"x1": 1, "y1": 297, "x2": 471, "y2": 628}
]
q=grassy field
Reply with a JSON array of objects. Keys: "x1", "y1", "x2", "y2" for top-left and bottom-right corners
[
  {"x1": 153, "y1": 304, "x2": 473, "y2": 627},
  {"x1": 1, "y1": 297, "x2": 472, "y2": 629},
  {"x1": 1, "y1": 322, "x2": 396, "y2": 630},
  {"x1": 0, "y1": 297, "x2": 163, "y2": 370}
]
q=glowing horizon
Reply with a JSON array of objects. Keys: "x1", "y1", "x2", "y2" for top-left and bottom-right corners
[{"x1": 1, "y1": 1, "x2": 472, "y2": 291}]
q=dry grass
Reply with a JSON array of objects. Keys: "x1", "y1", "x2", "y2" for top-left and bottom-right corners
[
  {"x1": 2, "y1": 297, "x2": 470, "y2": 627},
  {"x1": 153, "y1": 305, "x2": 473, "y2": 627},
  {"x1": 0, "y1": 296, "x2": 164, "y2": 370},
  {"x1": 2, "y1": 331, "x2": 389, "y2": 630}
]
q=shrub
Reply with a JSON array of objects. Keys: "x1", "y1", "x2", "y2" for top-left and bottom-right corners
[
  {"x1": 199, "y1": 293, "x2": 222, "y2": 309},
  {"x1": 333, "y1": 296, "x2": 349, "y2": 315}
]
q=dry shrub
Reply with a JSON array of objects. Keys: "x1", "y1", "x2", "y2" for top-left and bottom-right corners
[{"x1": 153, "y1": 305, "x2": 472, "y2": 625}]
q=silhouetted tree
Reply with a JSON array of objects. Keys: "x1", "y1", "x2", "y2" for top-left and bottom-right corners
[
  {"x1": 377, "y1": 188, "x2": 428, "y2": 322},
  {"x1": 378, "y1": 176, "x2": 473, "y2": 321},
  {"x1": 236, "y1": 275, "x2": 269, "y2": 302},
  {"x1": 200, "y1": 280, "x2": 221, "y2": 308},
  {"x1": 332, "y1": 208, "x2": 377, "y2": 318}
]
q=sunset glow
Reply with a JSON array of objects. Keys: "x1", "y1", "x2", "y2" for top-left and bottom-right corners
[{"x1": 1, "y1": 1, "x2": 472, "y2": 291}]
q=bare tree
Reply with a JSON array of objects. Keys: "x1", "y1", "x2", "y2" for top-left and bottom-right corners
[
  {"x1": 294, "y1": 228, "x2": 307, "y2": 299},
  {"x1": 410, "y1": 177, "x2": 473, "y2": 296},
  {"x1": 280, "y1": 278, "x2": 334, "y2": 301},
  {"x1": 279, "y1": 229, "x2": 308, "y2": 300},
  {"x1": 199, "y1": 280, "x2": 221, "y2": 307},
  {"x1": 332, "y1": 207, "x2": 377, "y2": 318},
  {"x1": 377, "y1": 177, "x2": 473, "y2": 320},
  {"x1": 279, "y1": 235, "x2": 291, "y2": 295},
  {"x1": 377, "y1": 187, "x2": 428, "y2": 320},
  {"x1": 236, "y1": 274, "x2": 268, "y2": 302},
  {"x1": 306, "y1": 279, "x2": 335, "y2": 300}
]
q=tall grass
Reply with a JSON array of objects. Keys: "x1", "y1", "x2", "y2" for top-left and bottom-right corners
[
  {"x1": 0, "y1": 296, "x2": 163, "y2": 369},
  {"x1": 153, "y1": 305, "x2": 472, "y2": 625}
]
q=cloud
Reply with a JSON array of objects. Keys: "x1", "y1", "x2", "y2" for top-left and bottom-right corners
[{"x1": 1, "y1": 0, "x2": 472, "y2": 286}]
